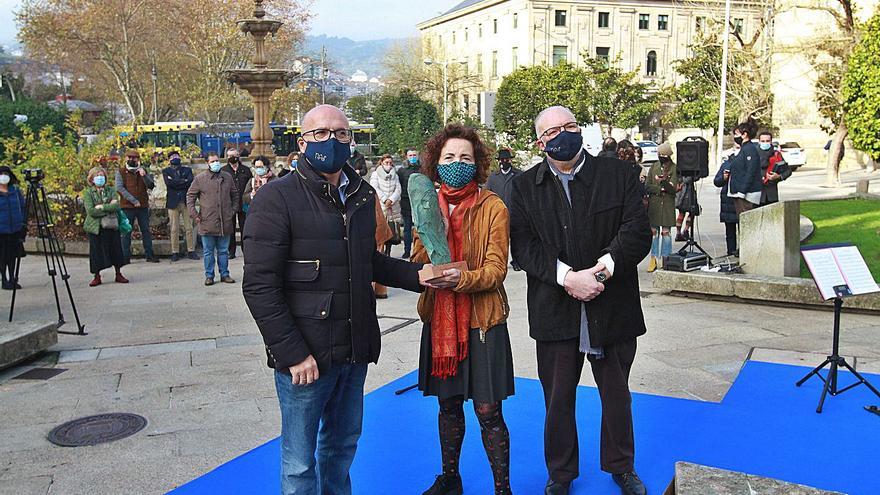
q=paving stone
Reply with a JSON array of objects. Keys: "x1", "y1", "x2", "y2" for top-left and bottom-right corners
[
  {"x1": 97, "y1": 339, "x2": 216, "y2": 360},
  {"x1": 0, "y1": 475, "x2": 54, "y2": 495}
]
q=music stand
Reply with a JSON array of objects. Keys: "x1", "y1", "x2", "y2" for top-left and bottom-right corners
[{"x1": 797, "y1": 244, "x2": 880, "y2": 413}]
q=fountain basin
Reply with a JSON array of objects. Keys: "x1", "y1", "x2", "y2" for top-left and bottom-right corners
[
  {"x1": 225, "y1": 68, "x2": 294, "y2": 89},
  {"x1": 237, "y1": 19, "x2": 283, "y2": 36}
]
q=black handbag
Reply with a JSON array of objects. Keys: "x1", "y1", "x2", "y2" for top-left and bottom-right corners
[{"x1": 387, "y1": 220, "x2": 402, "y2": 246}]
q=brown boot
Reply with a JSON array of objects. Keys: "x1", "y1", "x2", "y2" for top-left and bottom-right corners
[
  {"x1": 115, "y1": 271, "x2": 129, "y2": 284},
  {"x1": 89, "y1": 274, "x2": 102, "y2": 287}
]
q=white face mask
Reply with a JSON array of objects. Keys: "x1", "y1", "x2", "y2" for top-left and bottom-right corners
[
  {"x1": 382, "y1": 163, "x2": 393, "y2": 172},
  {"x1": 0, "y1": 175, "x2": 9, "y2": 185}
]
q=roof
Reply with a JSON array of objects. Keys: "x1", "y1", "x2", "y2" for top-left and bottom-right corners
[
  {"x1": 47, "y1": 99, "x2": 102, "y2": 112},
  {"x1": 444, "y1": 0, "x2": 482, "y2": 15}
]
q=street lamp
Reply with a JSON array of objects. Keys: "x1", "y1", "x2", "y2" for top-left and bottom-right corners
[{"x1": 424, "y1": 58, "x2": 463, "y2": 123}]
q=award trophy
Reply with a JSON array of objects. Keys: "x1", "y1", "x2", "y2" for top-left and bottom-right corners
[{"x1": 408, "y1": 173, "x2": 468, "y2": 283}]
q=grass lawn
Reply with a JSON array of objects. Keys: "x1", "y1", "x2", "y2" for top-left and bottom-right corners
[{"x1": 800, "y1": 198, "x2": 880, "y2": 279}]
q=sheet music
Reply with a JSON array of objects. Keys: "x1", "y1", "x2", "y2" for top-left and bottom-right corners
[
  {"x1": 833, "y1": 246, "x2": 880, "y2": 295},
  {"x1": 802, "y1": 248, "x2": 847, "y2": 300}
]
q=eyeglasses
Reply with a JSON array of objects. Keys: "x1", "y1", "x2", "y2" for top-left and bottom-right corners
[
  {"x1": 540, "y1": 121, "x2": 580, "y2": 140},
  {"x1": 301, "y1": 128, "x2": 353, "y2": 143}
]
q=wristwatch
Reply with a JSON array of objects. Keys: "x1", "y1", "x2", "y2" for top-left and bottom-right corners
[{"x1": 595, "y1": 272, "x2": 607, "y2": 283}]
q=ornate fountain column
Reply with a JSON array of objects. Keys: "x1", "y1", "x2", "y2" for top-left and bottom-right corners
[{"x1": 225, "y1": 0, "x2": 295, "y2": 158}]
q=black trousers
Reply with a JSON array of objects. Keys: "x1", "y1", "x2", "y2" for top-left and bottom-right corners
[
  {"x1": 536, "y1": 337, "x2": 637, "y2": 482},
  {"x1": 401, "y1": 207, "x2": 413, "y2": 256},
  {"x1": 724, "y1": 222, "x2": 738, "y2": 256},
  {"x1": 229, "y1": 211, "x2": 246, "y2": 256}
]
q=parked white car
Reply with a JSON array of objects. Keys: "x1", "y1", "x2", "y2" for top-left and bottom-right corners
[
  {"x1": 776, "y1": 141, "x2": 806, "y2": 171},
  {"x1": 637, "y1": 141, "x2": 659, "y2": 164}
]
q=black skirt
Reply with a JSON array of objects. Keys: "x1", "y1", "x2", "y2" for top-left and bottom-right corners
[
  {"x1": 88, "y1": 227, "x2": 127, "y2": 274},
  {"x1": 418, "y1": 322, "x2": 515, "y2": 404}
]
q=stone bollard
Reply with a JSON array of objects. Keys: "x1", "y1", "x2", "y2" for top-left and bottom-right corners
[
  {"x1": 739, "y1": 201, "x2": 801, "y2": 277},
  {"x1": 856, "y1": 179, "x2": 870, "y2": 195}
]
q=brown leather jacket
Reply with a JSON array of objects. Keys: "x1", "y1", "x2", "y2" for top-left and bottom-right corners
[{"x1": 412, "y1": 188, "x2": 510, "y2": 334}]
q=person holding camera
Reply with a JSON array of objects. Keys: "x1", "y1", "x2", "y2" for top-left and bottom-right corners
[
  {"x1": 0, "y1": 166, "x2": 26, "y2": 290},
  {"x1": 116, "y1": 150, "x2": 158, "y2": 263},
  {"x1": 83, "y1": 167, "x2": 129, "y2": 287},
  {"x1": 645, "y1": 143, "x2": 678, "y2": 272}
]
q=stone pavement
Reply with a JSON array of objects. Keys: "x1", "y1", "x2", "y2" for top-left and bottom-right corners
[{"x1": 0, "y1": 166, "x2": 878, "y2": 495}]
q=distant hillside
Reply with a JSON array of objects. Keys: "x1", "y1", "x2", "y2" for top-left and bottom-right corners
[{"x1": 301, "y1": 35, "x2": 402, "y2": 79}]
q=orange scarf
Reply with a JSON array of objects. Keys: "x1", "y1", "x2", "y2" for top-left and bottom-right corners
[{"x1": 431, "y1": 181, "x2": 479, "y2": 379}]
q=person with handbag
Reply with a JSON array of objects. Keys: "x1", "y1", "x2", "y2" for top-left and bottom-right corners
[
  {"x1": 83, "y1": 166, "x2": 129, "y2": 287},
  {"x1": 413, "y1": 124, "x2": 514, "y2": 495},
  {"x1": 0, "y1": 166, "x2": 26, "y2": 290},
  {"x1": 369, "y1": 154, "x2": 402, "y2": 256}
]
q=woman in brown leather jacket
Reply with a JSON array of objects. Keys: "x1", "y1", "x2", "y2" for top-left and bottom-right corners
[{"x1": 413, "y1": 124, "x2": 514, "y2": 495}]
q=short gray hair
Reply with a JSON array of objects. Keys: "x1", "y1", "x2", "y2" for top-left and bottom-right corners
[{"x1": 534, "y1": 105, "x2": 577, "y2": 138}]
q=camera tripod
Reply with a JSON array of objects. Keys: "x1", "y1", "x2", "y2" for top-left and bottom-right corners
[
  {"x1": 676, "y1": 177, "x2": 711, "y2": 261},
  {"x1": 8, "y1": 176, "x2": 86, "y2": 335}
]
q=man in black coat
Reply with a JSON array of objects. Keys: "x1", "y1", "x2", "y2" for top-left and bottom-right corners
[
  {"x1": 487, "y1": 148, "x2": 523, "y2": 271},
  {"x1": 396, "y1": 148, "x2": 421, "y2": 259},
  {"x1": 221, "y1": 148, "x2": 252, "y2": 258},
  {"x1": 347, "y1": 143, "x2": 368, "y2": 177},
  {"x1": 510, "y1": 106, "x2": 651, "y2": 495},
  {"x1": 242, "y1": 105, "x2": 441, "y2": 495},
  {"x1": 162, "y1": 151, "x2": 197, "y2": 261}
]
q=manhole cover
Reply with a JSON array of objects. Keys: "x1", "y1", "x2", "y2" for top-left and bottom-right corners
[{"x1": 48, "y1": 413, "x2": 147, "y2": 447}]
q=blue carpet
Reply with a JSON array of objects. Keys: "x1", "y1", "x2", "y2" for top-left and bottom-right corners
[{"x1": 169, "y1": 361, "x2": 880, "y2": 494}]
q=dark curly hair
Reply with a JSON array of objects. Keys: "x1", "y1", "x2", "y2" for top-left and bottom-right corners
[
  {"x1": 735, "y1": 118, "x2": 758, "y2": 140},
  {"x1": 421, "y1": 124, "x2": 491, "y2": 185}
]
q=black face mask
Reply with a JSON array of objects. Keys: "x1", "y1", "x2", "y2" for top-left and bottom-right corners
[
  {"x1": 733, "y1": 136, "x2": 744, "y2": 146},
  {"x1": 126, "y1": 159, "x2": 139, "y2": 168},
  {"x1": 228, "y1": 156, "x2": 239, "y2": 164},
  {"x1": 500, "y1": 160, "x2": 512, "y2": 170}
]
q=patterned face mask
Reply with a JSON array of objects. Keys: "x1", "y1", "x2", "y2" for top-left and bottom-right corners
[{"x1": 437, "y1": 161, "x2": 477, "y2": 188}]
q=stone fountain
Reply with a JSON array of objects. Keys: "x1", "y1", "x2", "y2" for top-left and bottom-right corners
[{"x1": 225, "y1": 0, "x2": 296, "y2": 158}]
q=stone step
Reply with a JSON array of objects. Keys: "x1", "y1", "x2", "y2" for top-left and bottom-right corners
[{"x1": 0, "y1": 321, "x2": 59, "y2": 370}]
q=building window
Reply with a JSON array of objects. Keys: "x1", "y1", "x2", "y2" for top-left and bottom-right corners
[
  {"x1": 452, "y1": 32, "x2": 456, "y2": 44},
  {"x1": 494, "y1": 18, "x2": 498, "y2": 34},
  {"x1": 646, "y1": 50, "x2": 657, "y2": 76},
  {"x1": 658, "y1": 15, "x2": 668, "y2": 31},
  {"x1": 512, "y1": 47, "x2": 519, "y2": 69},
  {"x1": 463, "y1": 61, "x2": 469, "y2": 74},
  {"x1": 555, "y1": 10, "x2": 567, "y2": 27},
  {"x1": 492, "y1": 51, "x2": 498, "y2": 77},
  {"x1": 733, "y1": 18, "x2": 744, "y2": 35},
  {"x1": 596, "y1": 46, "x2": 610, "y2": 65},
  {"x1": 513, "y1": 13, "x2": 518, "y2": 29},
  {"x1": 695, "y1": 16, "x2": 705, "y2": 32},
  {"x1": 639, "y1": 14, "x2": 650, "y2": 30},
  {"x1": 477, "y1": 53, "x2": 483, "y2": 74},
  {"x1": 552, "y1": 45, "x2": 568, "y2": 65},
  {"x1": 463, "y1": 93, "x2": 470, "y2": 113},
  {"x1": 464, "y1": 27, "x2": 469, "y2": 41},
  {"x1": 598, "y1": 12, "x2": 610, "y2": 28}
]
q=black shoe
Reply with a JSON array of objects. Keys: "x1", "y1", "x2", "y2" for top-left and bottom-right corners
[
  {"x1": 187, "y1": 251, "x2": 199, "y2": 260},
  {"x1": 545, "y1": 479, "x2": 570, "y2": 495},
  {"x1": 228, "y1": 253, "x2": 237, "y2": 260},
  {"x1": 204, "y1": 278, "x2": 215, "y2": 286},
  {"x1": 146, "y1": 257, "x2": 160, "y2": 263},
  {"x1": 613, "y1": 471, "x2": 646, "y2": 495},
  {"x1": 400, "y1": 252, "x2": 411, "y2": 259},
  {"x1": 170, "y1": 253, "x2": 180, "y2": 262},
  {"x1": 511, "y1": 262, "x2": 522, "y2": 271},
  {"x1": 422, "y1": 473, "x2": 462, "y2": 495},
  {"x1": 221, "y1": 276, "x2": 235, "y2": 284}
]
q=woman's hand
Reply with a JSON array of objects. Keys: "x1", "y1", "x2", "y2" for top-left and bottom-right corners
[
  {"x1": 95, "y1": 204, "x2": 104, "y2": 210},
  {"x1": 426, "y1": 268, "x2": 461, "y2": 290}
]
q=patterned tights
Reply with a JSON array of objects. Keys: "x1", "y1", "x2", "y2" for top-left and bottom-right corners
[{"x1": 438, "y1": 396, "x2": 511, "y2": 493}]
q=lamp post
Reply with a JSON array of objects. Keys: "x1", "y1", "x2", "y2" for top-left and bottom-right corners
[
  {"x1": 424, "y1": 58, "x2": 464, "y2": 123},
  {"x1": 717, "y1": 0, "x2": 732, "y2": 166}
]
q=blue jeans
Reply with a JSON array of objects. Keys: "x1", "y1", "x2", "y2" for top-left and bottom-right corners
[
  {"x1": 121, "y1": 208, "x2": 153, "y2": 259},
  {"x1": 274, "y1": 363, "x2": 368, "y2": 495},
  {"x1": 201, "y1": 235, "x2": 229, "y2": 279}
]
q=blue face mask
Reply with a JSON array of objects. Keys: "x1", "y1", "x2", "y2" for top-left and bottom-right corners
[
  {"x1": 408, "y1": 156, "x2": 419, "y2": 165},
  {"x1": 291, "y1": 160, "x2": 298, "y2": 169},
  {"x1": 209, "y1": 161, "x2": 223, "y2": 173},
  {"x1": 544, "y1": 131, "x2": 584, "y2": 162},
  {"x1": 170, "y1": 157, "x2": 182, "y2": 166},
  {"x1": 93, "y1": 175, "x2": 106, "y2": 187},
  {"x1": 759, "y1": 143, "x2": 772, "y2": 151},
  {"x1": 437, "y1": 161, "x2": 477, "y2": 188},
  {"x1": 305, "y1": 138, "x2": 351, "y2": 174},
  {"x1": 254, "y1": 167, "x2": 267, "y2": 176}
]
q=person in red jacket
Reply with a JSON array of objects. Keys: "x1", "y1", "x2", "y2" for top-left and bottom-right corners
[{"x1": 757, "y1": 131, "x2": 792, "y2": 206}]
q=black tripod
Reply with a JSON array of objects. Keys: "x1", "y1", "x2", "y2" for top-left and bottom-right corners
[
  {"x1": 8, "y1": 173, "x2": 86, "y2": 335},
  {"x1": 796, "y1": 298, "x2": 880, "y2": 413},
  {"x1": 676, "y1": 177, "x2": 710, "y2": 260}
]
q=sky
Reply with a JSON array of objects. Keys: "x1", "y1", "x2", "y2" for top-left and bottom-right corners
[{"x1": 0, "y1": 0, "x2": 457, "y2": 46}]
